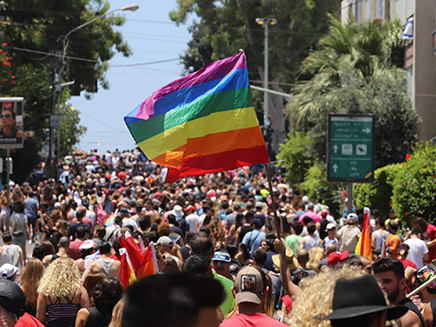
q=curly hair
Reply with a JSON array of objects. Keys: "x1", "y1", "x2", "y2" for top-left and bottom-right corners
[
  {"x1": 286, "y1": 265, "x2": 366, "y2": 327},
  {"x1": 207, "y1": 217, "x2": 226, "y2": 244},
  {"x1": 93, "y1": 277, "x2": 123, "y2": 312},
  {"x1": 306, "y1": 247, "x2": 324, "y2": 272},
  {"x1": 20, "y1": 259, "x2": 44, "y2": 313},
  {"x1": 37, "y1": 258, "x2": 81, "y2": 298},
  {"x1": 157, "y1": 223, "x2": 171, "y2": 237}
]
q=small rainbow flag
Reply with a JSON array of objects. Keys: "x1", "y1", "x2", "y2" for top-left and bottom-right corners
[
  {"x1": 355, "y1": 209, "x2": 372, "y2": 262},
  {"x1": 124, "y1": 51, "x2": 269, "y2": 183},
  {"x1": 104, "y1": 214, "x2": 115, "y2": 227}
]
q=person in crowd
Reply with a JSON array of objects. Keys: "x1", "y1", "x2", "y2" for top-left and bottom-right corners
[
  {"x1": 1, "y1": 231, "x2": 24, "y2": 268},
  {"x1": 220, "y1": 265, "x2": 288, "y2": 327},
  {"x1": 75, "y1": 277, "x2": 123, "y2": 327},
  {"x1": 24, "y1": 189, "x2": 40, "y2": 243},
  {"x1": 317, "y1": 274, "x2": 407, "y2": 327},
  {"x1": 36, "y1": 258, "x2": 90, "y2": 327},
  {"x1": 337, "y1": 213, "x2": 361, "y2": 253},
  {"x1": 372, "y1": 257, "x2": 425, "y2": 327},
  {"x1": 81, "y1": 242, "x2": 120, "y2": 280},
  {"x1": 372, "y1": 218, "x2": 388, "y2": 252},
  {"x1": 285, "y1": 221, "x2": 303, "y2": 255},
  {"x1": 122, "y1": 273, "x2": 224, "y2": 327},
  {"x1": 404, "y1": 227, "x2": 429, "y2": 269},
  {"x1": 386, "y1": 220, "x2": 402, "y2": 258},
  {"x1": 412, "y1": 217, "x2": 436, "y2": 264},
  {"x1": 43, "y1": 236, "x2": 70, "y2": 266},
  {"x1": 10, "y1": 201, "x2": 30, "y2": 260},
  {"x1": 323, "y1": 223, "x2": 339, "y2": 249},
  {"x1": 414, "y1": 266, "x2": 436, "y2": 327},
  {"x1": 300, "y1": 221, "x2": 321, "y2": 252},
  {"x1": 241, "y1": 218, "x2": 265, "y2": 256},
  {"x1": 19, "y1": 258, "x2": 45, "y2": 317}
]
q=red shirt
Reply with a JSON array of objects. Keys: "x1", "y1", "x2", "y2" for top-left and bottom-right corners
[
  {"x1": 425, "y1": 224, "x2": 436, "y2": 262},
  {"x1": 16, "y1": 313, "x2": 45, "y2": 327},
  {"x1": 69, "y1": 239, "x2": 84, "y2": 260},
  {"x1": 400, "y1": 258, "x2": 417, "y2": 270},
  {"x1": 220, "y1": 313, "x2": 288, "y2": 327}
]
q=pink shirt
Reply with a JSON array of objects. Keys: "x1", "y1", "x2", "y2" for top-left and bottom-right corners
[
  {"x1": 299, "y1": 210, "x2": 322, "y2": 224},
  {"x1": 220, "y1": 313, "x2": 287, "y2": 327}
]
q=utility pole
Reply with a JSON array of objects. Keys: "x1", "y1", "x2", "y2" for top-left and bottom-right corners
[{"x1": 255, "y1": 18, "x2": 276, "y2": 138}]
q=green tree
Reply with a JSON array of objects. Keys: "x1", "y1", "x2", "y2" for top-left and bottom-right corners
[
  {"x1": 392, "y1": 143, "x2": 436, "y2": 224},
  {"x1": 0, "y1": 1, "x2": 130, "y2": 178},
  {"x1": 170, "y1": 0, "x2": 341, "y2": 151},
  {"x1": 289, "y1": 17, "x2": 418, "y2": 168},
  {"x1": 277, "y1": 131, "x2": 313, "y2": 186}
]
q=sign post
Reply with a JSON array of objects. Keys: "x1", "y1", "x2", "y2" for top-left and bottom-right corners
[{"x1": 327, "y1": 114, "x2": 375, "y2": 213}]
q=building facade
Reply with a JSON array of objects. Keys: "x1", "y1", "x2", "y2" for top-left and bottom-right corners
[{"x1": 341, "y1": 0, "x2": 436, "y2": 141}]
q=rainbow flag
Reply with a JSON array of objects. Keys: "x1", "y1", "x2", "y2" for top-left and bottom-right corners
[
  {"x1": 104, "y1": 214, "x2": 115, "y2": 227},
  {"x1": 124, "y1": 51, "x2": 269, "y2": 183},
  {"x1": 355, "y1": 210, "x2": 372, "y2": 262}
]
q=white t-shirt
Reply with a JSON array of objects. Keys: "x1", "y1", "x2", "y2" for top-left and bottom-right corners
[
  {"x1": 185, "y1": 213, "x2": 199, "y2": 232},
  {"x1": 404, "y1": 237, "x2": 429, "y2": 269},
  {"x1": 303, "y1": 235, "x2": 320, "y2": 251}
]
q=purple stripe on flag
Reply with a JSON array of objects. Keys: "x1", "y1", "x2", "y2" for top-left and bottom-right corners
[{"x1": 135, "y1": 51, "x2": 247, "y2": 120}]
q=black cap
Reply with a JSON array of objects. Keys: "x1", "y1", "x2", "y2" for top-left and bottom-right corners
[{"x1": 0, "y1": 279, "x2": 25, "y2": 317}]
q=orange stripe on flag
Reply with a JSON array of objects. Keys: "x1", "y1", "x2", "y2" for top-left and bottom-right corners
[{"x1": 152, "y1": 126, "x2": 265, "y2": 168}]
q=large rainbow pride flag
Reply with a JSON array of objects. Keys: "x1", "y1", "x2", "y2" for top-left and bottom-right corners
[{"x1": 124, "y1": 51, "x2": 269, "y2": 183}]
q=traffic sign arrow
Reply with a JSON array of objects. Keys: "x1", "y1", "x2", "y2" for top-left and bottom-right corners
[
  {"x1": 362, "y1": 128, "x2": 371, "y2": 134},
  {"x1": 333, "y1": 145, "x2": 338, "y2": 154},
  {"x1": 333, "y1": 164, "x2": 338, "y2": 173}
]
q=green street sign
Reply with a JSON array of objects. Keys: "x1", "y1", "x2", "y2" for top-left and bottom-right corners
[{"x1": 327, "y1": 114, "x2": 375, "y2": 183}]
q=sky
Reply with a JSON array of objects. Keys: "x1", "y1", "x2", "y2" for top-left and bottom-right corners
[{"x1": 70, "y1": 0, "x2": 191, "y2": 152}]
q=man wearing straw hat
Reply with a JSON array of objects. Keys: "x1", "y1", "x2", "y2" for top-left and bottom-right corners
[{"x1": 373, "y1": 257, "x2": 425, "y2": 327}]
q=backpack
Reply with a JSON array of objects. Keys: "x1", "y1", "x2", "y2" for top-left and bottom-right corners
[{"x1": 12, "y1": 216, "x2": 24, "y2": 237}]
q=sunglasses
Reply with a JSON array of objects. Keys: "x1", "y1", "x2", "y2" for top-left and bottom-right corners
[{"x1": 1, "y1": 114, "x2": 11, "y2": 118}]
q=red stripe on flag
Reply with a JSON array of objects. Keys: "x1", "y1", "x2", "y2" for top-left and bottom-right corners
[{"x1": 165, "y1": 145, "x2": 269, "y2": 183}]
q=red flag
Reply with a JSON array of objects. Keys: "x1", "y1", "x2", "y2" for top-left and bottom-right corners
[{"x1": 119, "y1": 248, "x2": 137, "y2": 289}]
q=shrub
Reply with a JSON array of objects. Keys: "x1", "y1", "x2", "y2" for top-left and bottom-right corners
[
  {"x1": 354, "y1": 164, "x2": 401, "y2": 218},
  {"x1": 277, "y1": 131, "x2": 314, "y2": 187},
  {"x1": 392, "y1": 143, "x2": 436, "y2": 224}
]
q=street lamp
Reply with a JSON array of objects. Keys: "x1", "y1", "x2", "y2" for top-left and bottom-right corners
[
  {"x1": 48, "y1": 4, "x2": 139, "y2": 177},
  {"x1": 255, "y1": 18, "x2": 276, "y2": 133}
]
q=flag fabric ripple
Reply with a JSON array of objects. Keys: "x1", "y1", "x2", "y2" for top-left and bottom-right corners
[{"x1": 124, "y1": 51, "x2": 269, "y2": 183}]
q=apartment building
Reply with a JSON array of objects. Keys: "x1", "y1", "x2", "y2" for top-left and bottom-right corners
[{"x1": 341, "y1": 0, "x2": 436, "y2": 141}]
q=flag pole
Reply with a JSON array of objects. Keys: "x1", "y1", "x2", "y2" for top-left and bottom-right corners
[
  {"x1": 265, "y1": 163, "x2": 282, "y2": 240},
  {"x1": 407, "y1": 274, "x2": 436, "y2": 298}
]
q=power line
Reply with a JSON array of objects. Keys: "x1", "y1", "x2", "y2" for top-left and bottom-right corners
[{"x1": 110, "y1": 58, "x2": 180, "y2": 67}]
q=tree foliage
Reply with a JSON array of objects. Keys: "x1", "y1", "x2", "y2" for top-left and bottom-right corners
[
  {"x1": 354, "y1": 163, "x2": 401, "y2": 218},
  {"x1": 0, "y1": 1, "x2": 130, "y2": 177},
  {"x1": 170, "y1": 0, "x2": 341, "y2": 151},
  {"x1": 289, "y1": 17, "x2": 418, "y2": 168},
  {"x1": 392, "y1": 143, "x2": 436, "y2": 224}
]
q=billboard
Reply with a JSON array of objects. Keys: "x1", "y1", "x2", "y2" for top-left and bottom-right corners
[{"x1": 0, "y1": 97, "x2": 24, "y2": 148}]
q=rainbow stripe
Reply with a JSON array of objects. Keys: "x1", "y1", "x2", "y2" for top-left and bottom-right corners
[{"x1": 124, "y1": 52, "x2": 269, "y2": 182}]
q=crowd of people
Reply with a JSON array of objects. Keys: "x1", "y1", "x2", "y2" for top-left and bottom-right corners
[{"x1": 0, "y1": 149, "x2": 435, "y2": 327}]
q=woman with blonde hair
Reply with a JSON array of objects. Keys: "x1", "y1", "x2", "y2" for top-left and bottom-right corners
[
  {"x1": 286, "y1": 265, "x2": 366, "y2": 327},
  {"x1": 108, "y1": 300, "x2": 123, "y2": 327},
  {"x1": 306, "y1": 247, "x2": 324, "y2": 272},
  {"x1": 20, "y1": 258, "x2": 45, "y2": 316},
  {"x1": 36, "y1": 257, "x2": 90, "y2": 327}
]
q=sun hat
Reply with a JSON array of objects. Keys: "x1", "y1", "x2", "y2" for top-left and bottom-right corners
[
  {"x1": 316, "y1": 274, "x2": 407, "y2": 321},
  {"x1": 173, "y1": 205, "x2": 184, "y2": 217},
  {"x1": 272, "y1": 247, "x2": 298, "y2": 271}
]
